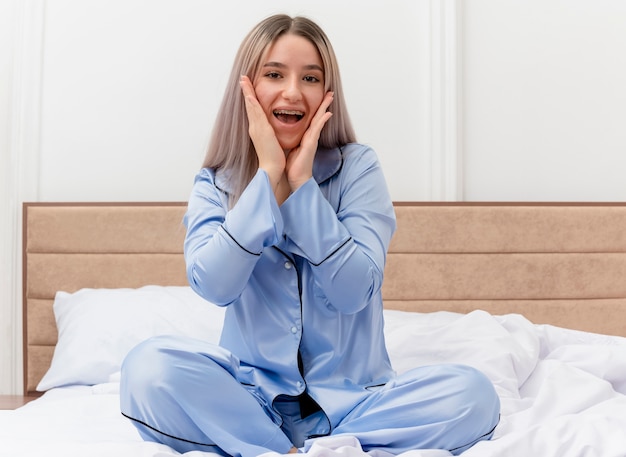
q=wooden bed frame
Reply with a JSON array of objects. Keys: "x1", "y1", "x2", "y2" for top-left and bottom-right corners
[{"x1": 22, "y1": 202, "x2": 626, "y2": 395}]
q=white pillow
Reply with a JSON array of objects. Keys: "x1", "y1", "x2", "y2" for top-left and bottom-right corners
[{"x1": 37, "y1": 286, "x2": 225, "y2": 391}]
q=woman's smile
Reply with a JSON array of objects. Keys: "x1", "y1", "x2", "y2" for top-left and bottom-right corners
[{"x1": 273, "y1": 109, "x2": 304, "y2": 124}]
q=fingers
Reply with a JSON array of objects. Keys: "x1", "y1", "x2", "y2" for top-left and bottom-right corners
[
  {"x1": 239, "y1": 75, "x2": 256, "y2": 105},
  {"x1": 239, "y1": 75, "x2": 272, "y2": 142},
  {"x1": 313, "y1": 91, "x2": 335, "y2": 127},
  {"x1": 239, "y1": 75, "x2": 265, "y2": 125},
  {"x1": 302, "y1": 91, "x2": 334, "y2": 146},
  {"x1": 239, "y1": 75, "x2": 285, "y2": 183}
]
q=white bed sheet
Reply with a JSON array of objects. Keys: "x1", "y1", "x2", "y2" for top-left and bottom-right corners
[{"x1": 2, "y1": 309, "x2": 626, "y2": 457}]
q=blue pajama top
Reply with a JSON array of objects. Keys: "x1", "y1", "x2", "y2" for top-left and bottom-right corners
[{"x1": 183, "y1": 143, "x2": 397, "y2": 429}]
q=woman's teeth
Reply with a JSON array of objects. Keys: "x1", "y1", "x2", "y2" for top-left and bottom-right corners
[{"x1": 273, "y1": 110, "x2": 304, "y2": 123}]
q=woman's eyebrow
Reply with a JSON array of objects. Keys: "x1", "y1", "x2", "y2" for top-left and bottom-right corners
[
  {"x1": 263, "y1": 62, "x2": 323, "y2": 72},
  {"x1": 263, "y1": 62, "x2": 286, "y2": 69},
  {"x1": 303, "y1": 64, "x2": 323, "y2": 72}
]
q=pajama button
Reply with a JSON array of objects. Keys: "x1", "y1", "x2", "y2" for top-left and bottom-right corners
[
  {"x1": 290, "y1": 326, "x2": 298, "y2": 334},
  {"x1": 284, "y1": 262, "x2": 292, "y2": 269}
]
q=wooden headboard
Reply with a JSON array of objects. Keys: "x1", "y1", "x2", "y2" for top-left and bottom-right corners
[{"x1": 23, "y1": 202, "x2": 626, "y2": 394}]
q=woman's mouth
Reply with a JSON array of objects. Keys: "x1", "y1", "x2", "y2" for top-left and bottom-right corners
[{"x1": 273, "y1": 109, "x2": 304, "y2": 124}]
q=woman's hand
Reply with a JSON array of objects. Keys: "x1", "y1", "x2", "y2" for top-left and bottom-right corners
[
  {"x1": 285, "y1": 91, "x2": 334, "y2": 191},
  {"x1": 240, "y1": 75, "x2": 286, "y2": 188}
]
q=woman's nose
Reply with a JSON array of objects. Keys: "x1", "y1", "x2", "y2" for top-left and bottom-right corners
[{"x1": 282, "y1": 77, "x2": 302, "y2": 102}]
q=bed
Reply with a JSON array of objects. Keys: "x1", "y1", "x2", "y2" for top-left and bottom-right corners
[{"x1": 3, "y1": 201, "x2": 626, "y2": 457}]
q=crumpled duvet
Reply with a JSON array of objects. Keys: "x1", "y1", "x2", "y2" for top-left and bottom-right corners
[{"x1": 2, "y1": 310, "x2": 626, "y2": 457}]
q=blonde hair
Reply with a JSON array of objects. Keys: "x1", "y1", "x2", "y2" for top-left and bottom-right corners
[{"x1": 202, "y1": 14, "x2": 356, "y2": 206}]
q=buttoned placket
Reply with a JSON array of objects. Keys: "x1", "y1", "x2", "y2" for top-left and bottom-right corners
[
  {"x1": 276, "y1": 248, "x2": 306, "y2": 395},
  {"x1": 280, "y1": 254, "x2": 330, "y2": 438}
]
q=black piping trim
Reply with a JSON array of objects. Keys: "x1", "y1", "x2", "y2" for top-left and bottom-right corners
[
  {"x1": 307, "y1": 433, "x2": 330, "y2": 440},
  {"x1": 273, "y1": 246, "x2": 295, "y2": 264},
  {"x1": 310, "y1": 237, "x2": 352, "y2": 267},
  {"x1": 364, "y1": 383, "x2": 387, "y2": 391},
  {"x1": 121, "y1": 412, "x2": 217, "y2": 447},
  {"x1": 448, "y1": 415, "x2": 500, "y2": 453},
  {"x1": 214, "y1": 183, "x2": 229, "y2": 196},
  {"x1": 222, "y1": 226, "x2": 262, "y2": 256}
]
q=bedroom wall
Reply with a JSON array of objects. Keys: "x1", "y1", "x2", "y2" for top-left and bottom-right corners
[
  {"x1": 462, "y1": 0, "x2": 626, "y2": 201},
  {"x1": 1, "y1": 0, "x2": 626, "y2": 394},
  {"x1": 37, "y1": 0, "x2": 433, "y2": 202},
  {"x1": 1, "y1": 0, "x2": 19, "y2": 396}
]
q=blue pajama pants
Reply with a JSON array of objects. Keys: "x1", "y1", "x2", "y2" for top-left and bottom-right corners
[{"x1": 120, "y1": 335, "x2": 500, "y2": 457}]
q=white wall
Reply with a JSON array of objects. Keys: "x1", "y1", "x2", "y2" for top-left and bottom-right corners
[
  {"x1": 2, "y1": 0, "x2": 626, "y2": 394},
  {"x1": 38, "y1": 0, "x2": 430, "y2": 202},
  {"x1": 1, "y1": 0, "x2": 19, "y2": 396},
  {"x1": 1, "y1": 0, "x2": 45, "y2": 396},
  {"x1": 462, "y1": 0, "x2": 626, "y2": 201}
]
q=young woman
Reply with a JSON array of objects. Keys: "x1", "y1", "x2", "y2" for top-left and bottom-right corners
[{"x1": 120, "y1": 14, "x2": 500, "y2": 457}]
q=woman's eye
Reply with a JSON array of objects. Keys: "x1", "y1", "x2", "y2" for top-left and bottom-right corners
[
  {"x1": 304, "y1": 75, "x2": 320, "y2": 83},
  {"x1": 265, "y1": 72, "x2": 281, "y2": 79}
]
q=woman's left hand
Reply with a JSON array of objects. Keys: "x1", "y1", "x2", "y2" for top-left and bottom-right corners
[{"x1": 285, "y1": 91, "x2": 334, "y2": 191}]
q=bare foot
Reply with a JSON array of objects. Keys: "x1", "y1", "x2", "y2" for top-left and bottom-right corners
[{"x1": 288, "y1": 447, "x2": 298, "y2": 454}]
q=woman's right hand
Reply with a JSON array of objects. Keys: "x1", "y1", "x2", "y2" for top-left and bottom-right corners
[{"x1": 240, "y1": 75, "x2": 286, "y2": 187}]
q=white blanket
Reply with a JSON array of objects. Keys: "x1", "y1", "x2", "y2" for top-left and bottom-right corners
[{"x1": 2, "y1": 310, "x2": 626, "y2": 457}]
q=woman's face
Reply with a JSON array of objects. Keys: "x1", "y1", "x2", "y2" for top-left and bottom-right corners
[{"x1": 254, "y1": 33, "x2": 325, "y2": 151}]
